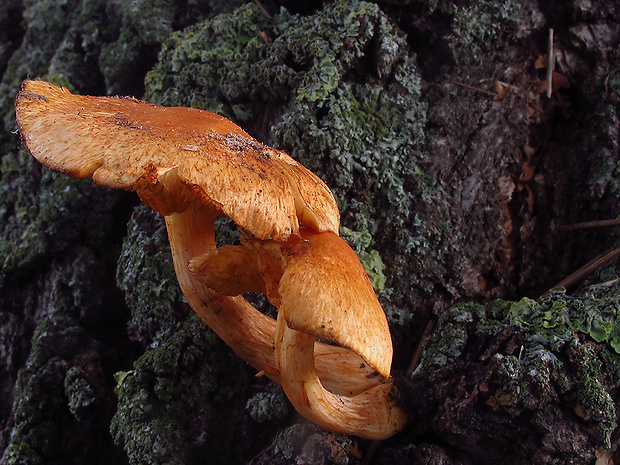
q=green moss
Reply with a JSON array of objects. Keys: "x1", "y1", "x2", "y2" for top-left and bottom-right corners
[
  {"x1": 274, "y1": 425, "x2": 301, "y2": 460},
  {"x1": 571, "y1": 345, "x2": 617, "y2": 447},
  {"x1": 47, "y1": 0, "x2": 116, "y2": 92},
  {"x1": 3, "y1": 0, "x2": 77, "y2": 80},
  {"x1": 5, "y1": 442, "x2": 43, "y2": 465},
  {"x1": 111, "y1": 315, "x2": 252, "y2": 465},
  {"x1": 504, "y1": 289, "x2": 620, "y2": 355},
  {"x1": 451, "y1": 1, "x2": 523, "y2": 55},
  {"x1": 64, "y1": 366, "x2": 97, "y2": 421},
  {"x1": 340, "y1": 226, "x2": 387, "y2": 290},
  {"x1": 417, "y1": 309, "x2": 470, "y2": 379},
  {"x1": 144, "y1": 3, "x2": 271, "y2": 114},
  {"x1": 0, "y1": 0, "x2": 112, "y2": 135},
  {"x1": 7, "y1": 312, "x2": 96, "y2": 464}
]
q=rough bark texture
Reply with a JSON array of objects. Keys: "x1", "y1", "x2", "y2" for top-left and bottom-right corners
[{"x1": 0, "y1": 0, "x2": 618, "y2": 464}]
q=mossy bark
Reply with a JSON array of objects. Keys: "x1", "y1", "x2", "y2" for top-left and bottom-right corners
[{"x1": 0, "y1": 1, "x2": 618, "y2": 464}]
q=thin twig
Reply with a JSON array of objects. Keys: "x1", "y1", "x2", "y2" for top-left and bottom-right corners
[
  {"x1": 360, "y1": 440, "x2": 382, "y2": 465},
  {"x1": 407, "y1": 319, "x2": 435, "y2": 375},
  {"x1": 586, "y1": 278, "x2": 620, "y2": 291},
  {"x1": 253, "y1": 0, "x2": 271, "y2": 18},
  {"x1": 546, "y1": 28, "x2": 554, "y2": 98},
  {"x1": 561, "y1": 218, "x2": 620, "y2": 231},
  {"x1": 539, "y1": 247, "x2": 620, "y2": 300}
]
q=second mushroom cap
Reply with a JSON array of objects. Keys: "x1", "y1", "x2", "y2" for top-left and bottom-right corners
[{"x1": 278, "y1": 230, "x2": 393, "y2": 378}]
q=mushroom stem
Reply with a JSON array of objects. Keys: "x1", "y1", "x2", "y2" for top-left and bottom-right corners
[
  {"x1": 165, "y1": 202, "x2": 383, "y2": 395},
  {"x1": 275, "y1": 309, "x2": 407, "y2": 439},
  {"x1": 165, "y1": 203, "x2": 276, "y2": 371}
]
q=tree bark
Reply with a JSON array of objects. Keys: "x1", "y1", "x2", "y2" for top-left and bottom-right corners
[{"x1": 0, "y1": 1, "x2": 618, "y2": 464}]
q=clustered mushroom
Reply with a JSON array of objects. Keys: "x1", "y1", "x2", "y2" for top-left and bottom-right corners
[{"x1": 15, "y1": 80, "x2": 407, "y2": 439}]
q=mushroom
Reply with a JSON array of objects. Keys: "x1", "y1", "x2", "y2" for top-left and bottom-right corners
[{"x1": 15, "y1": 80, "x2": 406, "y2": 438}]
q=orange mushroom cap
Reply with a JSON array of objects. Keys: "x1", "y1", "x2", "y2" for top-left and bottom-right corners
[{"x1": 15, "y1": 80, "x2": 339, "y2": 240}]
